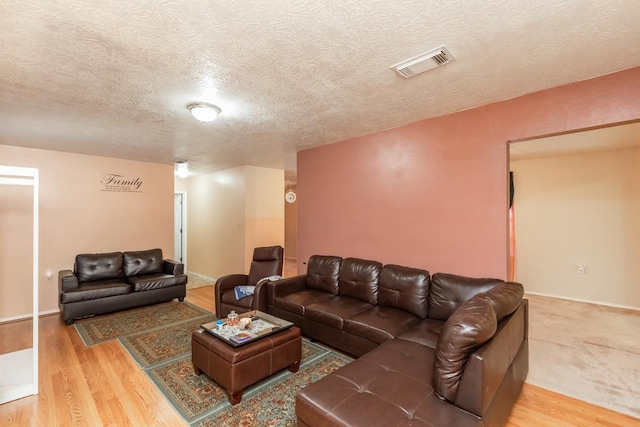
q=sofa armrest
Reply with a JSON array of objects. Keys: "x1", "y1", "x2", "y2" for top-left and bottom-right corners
[
  {"x1": 251, "y1": 280, "x2": 271, "y2": 312},
  {"x1": 58, "y1": 269, "x2": 79, "y2": 294},
  {"x1": 214, "y1": 274, "x2": 249, "y2": 313},
  {"x1": 454, "y1": 299, "x2": 528, "y2": 417},
  {"x1": 267, "y1": 275, "x2": 306, "y2": 306},
  {"x1": 163, "y1": 259, "x2": 184, "y2": 275}
]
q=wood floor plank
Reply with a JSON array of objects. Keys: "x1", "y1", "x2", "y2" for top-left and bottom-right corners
[{"x1": 2, "y1": 285, "x2": 639, "y2": 426}]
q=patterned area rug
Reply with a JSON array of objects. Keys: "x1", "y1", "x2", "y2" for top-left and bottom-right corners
[
  {"x1": 74, "y1": 301, "x2": 213, "y2": 346},
  {"x1": 124, "y1": 320, "x2": 352, "y2": 426}
]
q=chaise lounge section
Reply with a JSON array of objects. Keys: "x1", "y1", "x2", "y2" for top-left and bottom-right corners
[
  {"x1": 266, "y1": 255, "x2": 527, "y2": 427},
  {"x1": 58, "y1": 248, "x2": 187, "y2": 325}
]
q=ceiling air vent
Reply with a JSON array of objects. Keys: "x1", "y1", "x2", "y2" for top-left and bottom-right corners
[{"x1": 391, "y1": 45, "x2": 456, "y2": 78}]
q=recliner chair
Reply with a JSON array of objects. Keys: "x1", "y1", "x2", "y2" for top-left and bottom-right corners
[{"x1": 214, "y1": 245, "x2": 284, "y2": 318}]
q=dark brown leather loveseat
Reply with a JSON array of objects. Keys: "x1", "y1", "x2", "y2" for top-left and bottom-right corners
[
  {"x1": 267, "y1": 255, "x2": 528, "y2": 427},
  {"x1": 58, "y1": 248, "x2": 187, "y2": 325}
]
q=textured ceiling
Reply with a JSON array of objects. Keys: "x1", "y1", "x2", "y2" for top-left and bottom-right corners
[{"x1": 1, "y1": 0, "x2": 640, "y2": 177}]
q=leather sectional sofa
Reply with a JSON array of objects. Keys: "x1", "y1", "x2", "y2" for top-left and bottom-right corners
[
  {"x1": 266, "y1": 255, "x2": 527, "y2": 427},
  {"x1": 58, "y1": 248, "x2": 187, "y2": 325}
]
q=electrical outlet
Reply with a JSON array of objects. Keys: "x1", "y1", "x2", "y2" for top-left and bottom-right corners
[{"x1": 576, "y1": 264, "x2": 587, "y2": 274}]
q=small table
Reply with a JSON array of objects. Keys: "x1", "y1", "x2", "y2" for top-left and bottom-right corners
[{"x1": 191, "y1": 311, "x2": 302, "y2": 405}]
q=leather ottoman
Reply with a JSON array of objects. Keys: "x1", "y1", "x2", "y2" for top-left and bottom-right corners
[{"x1": 191, "y1": 325, "x2": 302, "y2": 404}]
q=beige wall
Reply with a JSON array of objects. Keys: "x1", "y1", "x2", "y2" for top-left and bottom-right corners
[
  {"x1": 244, "y1": 167, "x2": 285, "y2": 271},
  {"x1": 511, "y1": 147, "x2": 640, "y2": 309},
  {"x1": 0, "y1": 145, "x2": 175, "y2": 319},
  {"x1": 187, "y1": 167, "x2": 246, "y2": 279},
  {"x1": 185, "y1": 166, "x2": 284, "y2": 279}
]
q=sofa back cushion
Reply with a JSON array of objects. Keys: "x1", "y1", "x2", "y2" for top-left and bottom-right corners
[
  {"x1": 428, "y1": 273, "x2": 503, "y2": 321},
  {"x1": 123, "y1": 248, "x2": 163, "y2": 277},
  {"x1": 75, "y1": 252, "x2": 123, "y2": 283},
  {"x1": 378, "y1": 264, "x2": 430, "y2": 319},
  {"x1": 477, "y1": 282, "x2": 524, "y2": 321},
  {"x1": 433, "y1": 295, "x2": 497, "y2": 403},
  {"x1": 305, "y1": 255, "x2": 342, "y2": 295},
  {"x1": 338, "y1": 258, "x2": 382, "y2": 305}
]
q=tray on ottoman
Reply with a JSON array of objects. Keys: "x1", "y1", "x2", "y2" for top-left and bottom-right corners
[{"x1": 200, "y1": 310, "x2": 293, "y2": 347}]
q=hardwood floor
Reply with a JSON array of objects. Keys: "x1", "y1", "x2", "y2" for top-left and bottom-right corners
[{"x1": 1, "y1": 286, "x2": 638, "y2": 426}]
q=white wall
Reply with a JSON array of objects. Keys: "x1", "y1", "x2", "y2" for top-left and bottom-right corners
[{"x1": 511, "y1": 147, "x2": 640, "y2": 309}]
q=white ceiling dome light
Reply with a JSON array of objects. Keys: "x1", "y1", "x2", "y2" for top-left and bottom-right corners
[
  {"x1": 187, "y1": 102, "x2": 221, "y2": 122},
  {"x1": 175, "y1": 161, "x2": 189, "y2": 178}
]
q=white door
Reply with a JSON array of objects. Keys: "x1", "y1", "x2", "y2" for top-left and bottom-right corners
[{"x1": 174, "y1": 193, "x2": 183, "y2": 263}]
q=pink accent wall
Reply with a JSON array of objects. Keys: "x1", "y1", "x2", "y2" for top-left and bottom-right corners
[{"x1": 297, "y1": 67, "x2": 640, "y2": 279}]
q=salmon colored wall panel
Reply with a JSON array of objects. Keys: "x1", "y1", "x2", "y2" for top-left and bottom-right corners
[
  {"x1": 245, "y1": 217, "x2": 285, "y2": 271},
  {"x1": 298, "y1": 67, "x2": 640, "y2": 279},
  {"x1": 0, "y1": 145, "x2": 174, "y2": 316},
  {"x1": 285, "y1": 196, "x2": 297, "y2": 259}
]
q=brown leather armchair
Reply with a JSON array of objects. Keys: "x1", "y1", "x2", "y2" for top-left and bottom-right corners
[{"x1": 214, "y1": 245, "x2": 284, "y2": 318}]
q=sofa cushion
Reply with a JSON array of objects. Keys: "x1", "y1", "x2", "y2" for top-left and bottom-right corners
[
  {"x1": 306, "y1": 296, "x2": 374, "y2": 329},
  {"x1": 60, "y1": 280, "x2": 131, "y2": 303},
  {"x1": 433, "y1": 295, "x2": 497, "y2": 403},
  {"x1": 305, "y1": 255, "x2": 342, "y2": 295},
  {"x1": 378, "y1": 264, "x2": 430, "y2": 319},
  {"x1": 428, "y1": 273, "x2": 503, "y2": 321},
  {"x1": 338, "y1": 258, "x2": 382, "y2": 305},
  {"x1": 343, "y1": 306, "x2": 421, "y2": 344},
  {"x1": 296, "y1": 338, "x2": 481, "y2": 427},
  {"x1": 127, "y1": 273, "x2": 184, "y2": 291},
  {"x1": 75, "y1": 252, "x2": 123, "y2": 283},
  {"x1": 273, "y1": 289, "x2": 335, "y2": 316},
  {"x1": 397, "y1": 319, "x2": 445, "y2": 349},
  {"x1": 124, "y1": 249, "x2": 163, "y2": 277}
]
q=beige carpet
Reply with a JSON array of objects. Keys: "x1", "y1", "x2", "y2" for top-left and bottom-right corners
[
  {"x1": 187, "y1": 273, "x2": 215, "y2": 289},
  {"x1": 527, "y1": 293, "x2": 640, "y2": 419}
]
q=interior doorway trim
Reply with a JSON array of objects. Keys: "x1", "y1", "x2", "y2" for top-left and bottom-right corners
[
  {"x1": 174, "y1": 191, "x2": 187, "y2": 271},
  {"x1": 0, "y1": 165, "x2": 39, "y2": 403}
]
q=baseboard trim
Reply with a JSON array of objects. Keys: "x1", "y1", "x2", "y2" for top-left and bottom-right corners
[
  {"x1": 525, "y1": 291, "x2": 640, "y2": 312},
  {"x1": 0, "y1": 309, "x2": 59, "y2": 324}
]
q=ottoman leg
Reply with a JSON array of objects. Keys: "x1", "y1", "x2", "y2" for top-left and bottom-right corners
[
  {"x1": 289, "y1": 359, "x2": 300, "y2": 373},
  {"x1": 230, "y1": 390, "x2": 243, "y2": 405},
  {"x1": 193, "y1": 364, "x2": 202, "y2": 375}
]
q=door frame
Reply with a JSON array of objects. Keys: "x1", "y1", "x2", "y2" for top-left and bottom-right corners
[{"x1": 174, "y1": 191, "x2": 187, "y2": 272}]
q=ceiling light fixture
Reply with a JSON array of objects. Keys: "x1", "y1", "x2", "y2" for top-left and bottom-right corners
[
  {"x1": 187, "y1": 102, "x2": 221, "y2": 122},
  {"x1": 175, "y1": 162, "x2": 189, "y2": 179}
]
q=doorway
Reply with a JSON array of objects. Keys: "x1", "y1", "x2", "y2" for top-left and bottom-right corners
[
  {"x1": 508, "y1": 120, "x2": 640, "y2": 308},
  {"x1": 507, "y1": 121, "x2": 640, "y2": 418},
  {"x1": 0, "y1": 165, "x2": 39, "y2": 404}
]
